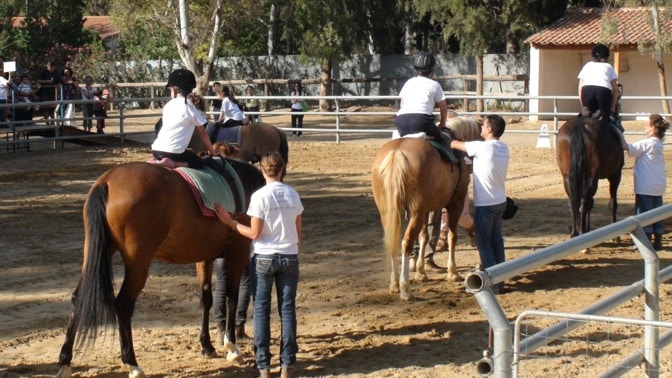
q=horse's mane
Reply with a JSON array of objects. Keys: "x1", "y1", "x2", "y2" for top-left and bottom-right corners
[{"x1": 447, "y1": 117, "x2": 483, "y2": 141}]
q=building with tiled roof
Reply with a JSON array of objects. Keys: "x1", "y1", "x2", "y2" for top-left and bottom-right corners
[
  {"x1": 11, "y1": 16, "x2": 119, "y2": 51},
  {"x1": 525, "y1": 7, "x2": 672, "y2": 119}
]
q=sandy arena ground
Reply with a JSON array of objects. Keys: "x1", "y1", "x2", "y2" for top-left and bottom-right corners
[{"x1": 2, "y1": 109, "x2": 672, "y2": 377}]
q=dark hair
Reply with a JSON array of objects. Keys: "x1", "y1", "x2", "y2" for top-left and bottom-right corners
[
  {"x1": 591, "y1": 44, "x2": 610, "y2": 60},
  {"x1": 222, "y1": 86, "x2": 241, "y2": 107},
  {"x1": 485, "y1": 114, "x2": 506, "y2": 138},
  {"x1": 649, "y1": 114, "x2": 670, "y2": 139}
]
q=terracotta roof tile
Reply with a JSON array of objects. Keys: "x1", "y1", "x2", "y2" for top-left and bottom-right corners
[
  {"x1": 11, "y1": 16, "x2": 119, "y2": 40},
  {"x1": 526, "y1": 7, "x2": 672, "y2": 49}
]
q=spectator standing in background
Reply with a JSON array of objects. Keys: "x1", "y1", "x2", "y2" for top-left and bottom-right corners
[
  {"x1": 290, "y1": 82, "x2": 304, "y2": 137},
  {"x1": 81, "y1": 76, "x2": 97, "y2": 132}
]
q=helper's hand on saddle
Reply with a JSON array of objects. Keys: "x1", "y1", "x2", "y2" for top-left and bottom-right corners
[{"x1": 214, "y1": 203, "x2": 235, "y2": 227}]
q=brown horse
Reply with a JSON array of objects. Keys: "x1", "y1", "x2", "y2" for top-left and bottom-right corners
[
  {"x1": 194, "y1": 122, "x2": 289, "y2": 164},
  {"x1": 556, "y1": 116, "x2": 624, "y2": 237},
  {"x1": 56, "y1": 159, "x2": 265, "y2": 378},
  {"x1": 371, "y1": 136, "x2": 470, "y2": 300}
]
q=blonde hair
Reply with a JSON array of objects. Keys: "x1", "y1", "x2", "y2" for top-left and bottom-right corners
[
  {"x1": 260, "y1": 152, "x2": 286, "y2": 178},
  {"x1": 649, "y1": 114, "x2": 670, "y2": 139}
]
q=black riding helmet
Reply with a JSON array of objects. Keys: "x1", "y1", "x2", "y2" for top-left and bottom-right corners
[
  {"x1": 166, "y1": 68, "x2": 197, "y2": 94},
  {"x1": 413, "y1": 52, "x2": 436, "y2": 74},
  {"x1": 591, "y1": 44, "x2": 610, "y2": 60}
]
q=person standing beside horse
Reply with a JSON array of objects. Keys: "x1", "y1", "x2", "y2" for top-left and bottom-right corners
[
  {"x1": 395, "y1": 51, "x2": 449, "y2": 272},
  {"x1": 214, "y1": 152, "x2": 303, "y2": 378},
  {"x1": 151, "y1": 68, "x2": 219, "y2": 168},
  {"x1": 243, "y1": 85, "x2": 261, "y2": 123},
  {"x1": 626, "y1": 114, "x2": 670, "y2": 250},
  {"x1": 451, "y1": 114, "x2": 509, "y2": 293},
  {"x1": 577, "y1": 43, "x2": 627, "y2": 149}
]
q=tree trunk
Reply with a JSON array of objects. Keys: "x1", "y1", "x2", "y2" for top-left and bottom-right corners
[
  {"x1": 477, "y1": 55, "x2": 484, "y2": 113},
  {"x1": 657, "y1": 61, "x2": 670, "y2": 114},
  {"x1": 320, "y1": 57, "x2": 332, "y2": 111},
  {"x1": 175, "y1": 0, "x2": 224, "y2": 95},
  {"x1": 267, "y1": 4, "x2": 278, "y2": 56}
]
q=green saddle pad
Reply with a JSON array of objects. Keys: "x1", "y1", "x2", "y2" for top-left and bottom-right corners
[{"x1": 176, "y1": 157, "x2": 245, "y2": 214}]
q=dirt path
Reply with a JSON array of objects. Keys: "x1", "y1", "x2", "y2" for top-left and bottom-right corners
[{"x1": 2, "y1": 118, "x2": 672, "y2": 377}]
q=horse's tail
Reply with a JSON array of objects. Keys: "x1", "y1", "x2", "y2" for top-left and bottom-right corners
[
  {"x1": 378, "y1": 149, "x2": 411, "y2": 266},
  {"x1": 73, "y1": 183, "x2": 117, "y2": 348},
  {"x1": 278, "y1": 127, "x2": 289, "y2": 164},
  {"x1": 569, "y1": 120, "x2": 590, "y2": 214}
]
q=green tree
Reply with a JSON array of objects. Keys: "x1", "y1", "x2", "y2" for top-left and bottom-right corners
[
  {"x1": 280, "y1": 0, "x2": 403, "y2": 109},
  {"x1": 13, "y1": 0, "x2": 94, "y2": 73},
  {"x1": 0, "y1": 0, "x2": 25, "y2": 57}
]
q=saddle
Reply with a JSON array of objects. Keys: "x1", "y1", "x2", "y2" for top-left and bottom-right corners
[{"x1": 392, "y1": 129, "x2": 459, "y2": 163}]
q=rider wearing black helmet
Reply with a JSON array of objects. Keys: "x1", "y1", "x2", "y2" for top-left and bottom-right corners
[
  {"x1": 395, "y1": 52, "x2": 448, "y2": 145},
  {"x1": 395, "y1": 52, "x2": 449, "y2": 273},
  {"x1": 577, "y1": 43, "x2": 627, "y2": 148},
  {"x1": 151, "y1": 68, "x2": 219, "y2": 168}
]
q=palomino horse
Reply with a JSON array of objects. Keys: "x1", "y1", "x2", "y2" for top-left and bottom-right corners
[
  {"x1": 556, "y1": 116, "x2": 624, "y2": 237},
  {"x1": 56, "y1": 158, "x2": 265, "y2": 378},
  {"x1": 371, "y1": 132, "x2": 471, "y2": 300}
]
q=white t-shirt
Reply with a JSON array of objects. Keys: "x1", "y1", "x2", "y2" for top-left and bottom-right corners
[
  {"x1": 247, "y1": 181, "x2": 304, "y2": 256},
  {"x1": 465, "y1": 140, "x2": 509, "y2": 207},
  {"x1": 396, "y1": 76, "x2": 445, "y2": 116},
  {"x1": 0, "y1": 76, "x2": 8, "y2": 100},
  {"x1": 151, "y1": 97, "x2": 207, "y2": 154},
  {"x1": 577, "y1": 61, "x2": 618, "y2": 89},
  {"x1": 222, "y1": 97, "x2": 244, "y2": 122},
  {"x1": 628, "y1": 137, "x2": 666, "y2": 196}
]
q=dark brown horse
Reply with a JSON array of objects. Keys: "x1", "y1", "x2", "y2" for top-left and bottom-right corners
[
  {"x1": 56, "y1": 159, "x2": 265, "y2": 378},
  {"x1": 556, "y1": 116, "x2": 624, "y2": 238},
  {"x1": 371, "y1": 137, "x2": 470, "y2": 300}
]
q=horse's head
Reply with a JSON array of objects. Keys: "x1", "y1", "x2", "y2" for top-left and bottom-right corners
[
  {"x1": 213, "y1": 142, "x2": 241, "y2": 158},
  {"x1": 446, "y1": 117, "x2": 484, "y2": 141}
]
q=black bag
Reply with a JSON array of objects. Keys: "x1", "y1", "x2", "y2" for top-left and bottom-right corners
[{"x1": 503, "y1": 197, "x2": 518, "y2": 220}]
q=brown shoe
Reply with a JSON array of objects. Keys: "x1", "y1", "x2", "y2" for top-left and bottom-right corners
[
  {"x1": 425, "y1": 258, "x2": 446, "y2": 273},
  {"x1": 281, "y1": 366, "x2": 297, "y2": 378},
  {"x1": 259, "y1": 369, "x2": 271, "y2": 378}
]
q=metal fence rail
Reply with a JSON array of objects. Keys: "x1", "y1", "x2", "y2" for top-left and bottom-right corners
[
  {"x1": 0, "y1": 93, "x2": 661, "y2": 151},
  {"x1": 465, "y1": 204, "x2": 672, "y2": 377}
]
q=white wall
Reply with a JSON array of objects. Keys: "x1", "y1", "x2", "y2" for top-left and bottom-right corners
[{"x1": 530, "y1": 47, "x2": 672, "y2": 119}]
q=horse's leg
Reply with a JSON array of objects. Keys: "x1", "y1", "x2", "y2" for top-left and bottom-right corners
[
  {"x1": 400, "y1": 215, "x2": 423, "y2": 300},
  {"x1": 115, "y1": 265, "x2": 150, "y2": 378},
  {"x1": 414, "y1": 220, "x2": 429, "y2": 282},
  {"x1": 56, "y1": 285, "x2": 82, "y2": 378},
  {"x1": 196, "y1": 261, "x2": 216, "y2": 358},
  {"x1": 445, "y1": 201, "x2": 464, "y2": 282},
  {"x1": 220, "y1": 233, "x2": 249, "y2": 364}
]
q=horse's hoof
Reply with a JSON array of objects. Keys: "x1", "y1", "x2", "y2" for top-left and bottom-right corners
[
  {"x1": 126, "y1": 365, "x2": 146, "y2": 378},
  {"x1": 202, "y1": 346, "x2": 217, "y2": 359},
  {"x1": 226, "y1": 351, "x2": 245, "y2": 365},
  {"x1": 389, "y1": 284, "x2": 399, "y2": 294},
  {"x1": 400, "y1": 292, "x2": 414, "y2": 301},
  {"x1": 582, "y1": 248, "x2": 591, "y2": 254},
  {"x1": 56, "y1": 365, "x2": 72, "y2": 378},
  {"x1": 414, "y1": 272, "x2": 428, "y2": 282},
  {"x1": 448, "y1": 273, "x2": 461, "y2": 282}
]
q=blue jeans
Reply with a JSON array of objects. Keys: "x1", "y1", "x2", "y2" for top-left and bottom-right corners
[
  {"x1": 253, "y1": 254, "x2": 299, "y2": 370},
  {"x1": 474, "y1": 202, "x2": 506, "y2": 273},
  {"x1": 636, "y1": 194, "x2": 664, "y2": 234}
]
